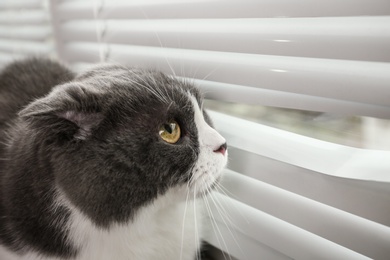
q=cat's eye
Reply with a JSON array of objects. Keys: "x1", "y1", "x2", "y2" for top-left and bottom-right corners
[{"x1": 159, "y1": 120, "x2": 181, "y2": 144}]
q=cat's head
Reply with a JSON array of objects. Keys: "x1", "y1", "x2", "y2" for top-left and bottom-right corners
[{"x1": 19, "y1": 64, "x2": 227, "y2": 226}]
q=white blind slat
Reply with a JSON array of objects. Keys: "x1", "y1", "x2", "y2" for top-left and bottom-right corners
[
  {"x1": 205, "y1": 193, "x2": 372, "y2": 260},
  {"x1": 0, "y1": 26, "x2": 50, "y2": 41},
  {"x1": 0, "y1": 0, "x2": 51, "y2": 67},
  {"x1": 218, "y1": 169, "x2": 390, "y2": 258},
  {"x1": 226, "y1": 147, "x2": 390, "y2": 227},
  {"x1": 0, "y1": 0, "x2": 41, "y2": 9},
  {"x1": 0, "y1": 39, "x2": 52, "y2": 55},
  {"x1": 205, "y1": 218, "x2": 290, "y2": 260},
  {"x1": 197, "y1": 79, "x2": 390, "y2": 119},
  {"x1": 59, "y1": 17, "x2": 390, "y2": 62},
  {"x1": 68, "y1": 61, "x2": 390, "y2": 119},
  {"x1": 60, "y1": 42, "x2": 390, "y2": 109},
  {"x1": 210, "y1": 111, "x2": 390, "y2": 183},
  {"x1": 54, "y1": 0, "x2": 390, "y2": 20},
  {"x1": 0, "y1": 10, "x2": 49, "y2": 25},
  {"x1": 0, "y1": 52, "x2": 24, "y2": 68}
]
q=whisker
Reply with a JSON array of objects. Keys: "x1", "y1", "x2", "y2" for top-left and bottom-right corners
[
  {"x1": 214, "y1": 183, "x2": 249, "y2": 224},
  {"x1": 214, "y1": 182, "x2": 240, "y2": 203},
  {"x1": 149, "y1": 75, "x2": 171, "y2": 104},
  {"x1": 127, "y1": 73, "x2": 169, "y2": 104},
  {"x1": 201, "y1": 179, "x2": 231, "y2": 260},
  {"x1": 199, "y1": 89, "x2": 218, "y2": 100},
  {"x1": 188, "y1": 164, "x2": 199, "y2": 189},
  {"x1": 213, "y1": 192, "x2": 246, "y2": 258},
  {"x1": 200, "y1": 66, "x2": 220, "y2": 82},
  {"x1": 137, "y1": 8, "x2": 177, "y2": 78},
  {"x1": 208, "y1": 194, "x2": 238, "y2": 260},
  {"x1": 190, "y1": 64, "x2": 200, "y2": 82},
  {"x1": 99, "y1": 56, "x2": 170, "y2": 105},
  {"x1": 0, "y1": 140, "x2": 9, "y2": 146},
  {"x1": 148, "y1": 73, "x2": 166, "y2": 98},
  {"x1": 193, "y1": 184, "x2": 201, "y2": 260},
  {"x1": 209, "y1": 189, "x2": 240, "y2": 231},
  {"x1": 202, "y1": 190, "x2": 230, "y2": 260},
  {"x1": 180, "y1": 188, "x2": 191, "y2": 260}
]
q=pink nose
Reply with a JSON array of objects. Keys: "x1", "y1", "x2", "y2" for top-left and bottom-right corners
[{"x1": 214, "y1": 143, "x2": 227, "y2": 156}]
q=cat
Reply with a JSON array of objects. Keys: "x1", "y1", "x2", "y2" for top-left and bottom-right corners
[{"x1": 0, "y1": 58, "x2": 227, "y2": 260}]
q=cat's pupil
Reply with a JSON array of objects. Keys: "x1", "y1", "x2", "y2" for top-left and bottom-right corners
[{"x1": 164, "y1": 124, "x2": 173, "y2": 134}]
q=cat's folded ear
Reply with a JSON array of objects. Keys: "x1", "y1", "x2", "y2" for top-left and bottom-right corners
[{"x1": 19, "y1": 83, "x2": 105, "y2": 140}]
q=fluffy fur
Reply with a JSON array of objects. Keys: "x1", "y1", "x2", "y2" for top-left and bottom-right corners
[{"x1": 0, "y1": 58, "x2": 227, "y2": 260}]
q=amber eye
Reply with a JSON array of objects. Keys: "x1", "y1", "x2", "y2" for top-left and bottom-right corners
[{"x1": 159, "y1": 120, "x2": 181, "y2": 144}]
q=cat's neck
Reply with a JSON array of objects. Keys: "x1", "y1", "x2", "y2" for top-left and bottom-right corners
[{"x1": 57, "y1": 187, "x2": 204, "y2": 260}]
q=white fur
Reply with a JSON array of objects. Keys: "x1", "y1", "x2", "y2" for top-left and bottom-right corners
[
  {"x1": 60, "y1": 187, "x2": 203, "y2": 260},
  {"x1": 0, "y1": 93, "x2": 227, "y2": 260},
  {"x1": 0, "y1": 188, "x2": 202, "y2": 260},
  {"x1": 188, "y1": 95, "x2": 227, "y2": 195}
]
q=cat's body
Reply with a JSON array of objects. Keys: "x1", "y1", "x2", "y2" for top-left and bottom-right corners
[
  {"x1": 0, "y1": 58, "x2": 227, "y2": 260},
  {"x1": 1, "y1": 188, "x2": 201, "y2": 260}
]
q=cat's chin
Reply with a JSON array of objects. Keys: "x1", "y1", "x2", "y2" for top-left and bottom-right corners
[
  {"x1": 169, "y1": 173, "x2": 222, "y2": 203},
  {"x1": 194, "y1": 174, "x2": 222, "y2": 198},
  {"x1": 186, "y1": 169, "x2": 224, "y2": 199}
]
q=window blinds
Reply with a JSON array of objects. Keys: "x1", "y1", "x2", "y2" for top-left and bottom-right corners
[
  {"x1": 0, "y1": 0, "x2": 52, "y2": 68},
  {"x1": 47, "y1": 0, "x2": 390, "y2": 259}
]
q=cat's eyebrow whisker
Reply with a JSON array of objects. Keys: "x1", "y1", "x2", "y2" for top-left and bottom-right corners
[
  {"x1": 132, "y1": 81, "x2": 166, "y2": 103},
  {"x1": 144, "y1": 73, "x2": 171, "y2": 103},
  {"x1": 180, "y1": 59, "x2": 185, "y2": 86},
  {"x1": 130, "y1": 73, "x2": 162, "y2": 97},
  {"x1": 163, "y1": 54, "x2": 177, "y2": 79},
  {"x1": 126, "y1": 73, "x2": 168, "y2": 104},
  {"x1": 200, "y1": 66, "x2": 221, "y2": 82},
  {"x1": 0, "y1": 140, "x2": 9, "y2": 146},
  {"x1": 149, "y1": 74, "x2": 171, "y2": 103},
  {"x1": 137, "y1": 7, "x2": 177, "y2": 79},
  {"x1": 199, "y1": 89, "x2": 218, "y2": 101},
  {"x1": 166, "y1": 101, "x2": 174, "y2": 113},
  {"x1": 189, "y1": 63, "x2": 201, "y2": 82},
  {"x1": 139, "y1": 73, "x2": 171, "y2": 104}
]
